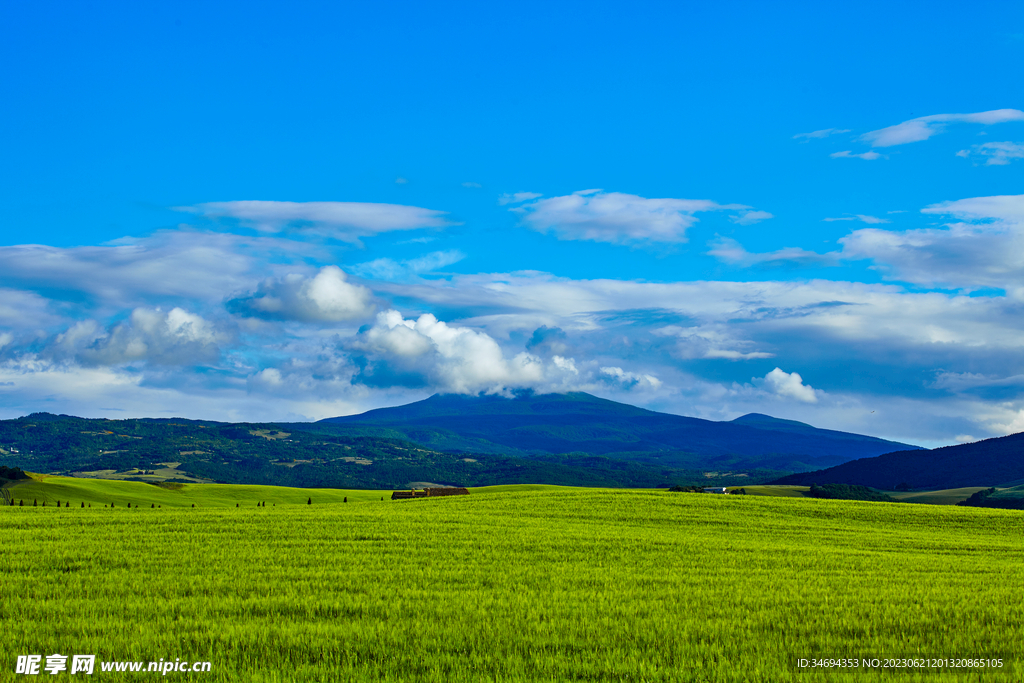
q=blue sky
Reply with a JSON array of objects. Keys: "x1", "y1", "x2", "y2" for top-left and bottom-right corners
[{"x1": 1, "y1": 1, "x2": 1023, "y2": 446}]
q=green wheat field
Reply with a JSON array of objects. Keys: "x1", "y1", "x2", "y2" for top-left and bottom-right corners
[{"x1": 2, "y1": 477, "x2": 1023, "y2": 682}]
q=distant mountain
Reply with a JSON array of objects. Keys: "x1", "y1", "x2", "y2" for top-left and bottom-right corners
[
  {"x1": 313, "y1": 392, "x2": 919, "y2": 472},
  {"x1": 0, "y1": 412, "x2": 780, "y2": 490},
  {"x1": 772, "y1": 431, "x2": 1024, "y2": 489}
]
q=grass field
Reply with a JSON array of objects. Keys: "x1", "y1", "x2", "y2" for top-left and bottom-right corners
[
  {"x1": 2, "y1": 479, "x2": 1022, "y2": 682},
  {"x1": 729, "y1": 485, "x2": 810, "y2": 497},
  {"x1": 888, "y1": 487, "x2": 991, "y2": 505},
  {"x1": 1, "y1": 474, "x2": 392, "y2": 507}
]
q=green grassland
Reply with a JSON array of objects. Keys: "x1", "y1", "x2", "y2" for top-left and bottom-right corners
[
  {"x1": 740, "y1": 485, "x2": 1020, "y2": 506},
  {"x1": 1, "y1": 474, "x2": 391, "y2": 507},
  {"x1": 889, "y1": 487, "x2": 991, "y2": 505},
  {"x1": 3, "y1": 480, "x2": 1022, "y2": 682},
  {"x1": 728, "y1": 485, "x2": 810, "y2": 497}
]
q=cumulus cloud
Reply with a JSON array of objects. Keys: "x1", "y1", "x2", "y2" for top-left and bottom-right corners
[
  {"x1": 498, "y1": 192, "x2": 542, "y2": 205},
  {"x1": 823, "y1": 215, "x2": 889, "y2": 224},
  {"x1": 180, "y1": 200, "x2": 453, "y2": 243},
  {"x1": 50, "y1": 307, "x2": 228, "y2": 367},
  {"x1": 228, "y1": 266, "x2": 375, "y2": 323},
  {"x1": 759, "y1": 367, "x2": 818, "y2": 403},
  {"x1": 730, "y1": 210, "x2": 774, "y2": 226},
  {"x1": 348, "y1": 309, "x2": 572, "y2": 394},
  {"x1": 830, "y1": 150, "x2": 883, "y2": 160},
  {"x1": 513, "y1": 189, "x2": 747, "y2": 245},
  {"x1": 793, "y1": 128, "x2": 851, "y2": 140},
  {"x1": 350, "y1": 250, "x2": 465, "y2": 282},
  {"x1": 860, "y1": 109, "x2": 1024, "y2": 148},
  {"x1": 956, "y1": 141, "x2": 1024, "y2": 166}
]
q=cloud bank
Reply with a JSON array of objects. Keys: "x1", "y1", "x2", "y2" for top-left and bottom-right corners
[{"x1": 181, "y1": 201, "x2": 454, "y2": 243}]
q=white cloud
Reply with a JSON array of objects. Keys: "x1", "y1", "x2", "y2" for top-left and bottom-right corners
[
  {"x1": 350, "y1": 310, "x2": 558, "y2": 394},
  {"x1": 498, "y1": 192, "x2": 543, "y2": 205},
  {"x1": 50, "y1": 307, "x2": 228, "y2": 367},
  {"x1": 652, "y1": 323, "x2": 774, "y2": 361},
  {"x1": 514, "y1": 189, "x2": 747, "y2": 245},
  {"x1": 830, "y1": 150, "x2": 883, "y2": 160},
  {"x1": 0, "y1": 357, "x2": 379, "y2": 423},
  {"x1": 552, "y1": 355, "x2": 578, "y2": 374},
  {"x1": 861, "y1": 109, "x2": 1024, "y2": 148},
  {"x1": 793, "y1": 128, "x2": 851, "y2": 140},
  {"x1": 350, "y1": 250, "x2": 465, "y2": 282},
  {"x1": 703, "y1": 349, "x2": 774, "y2": 360},
  {"x1": 707, "y1": 237, "x2": 837, "y2": 267},
  {"x1": 600, "y1": 366, "x2": 662, "y2": 390},
  {"x1": 823, "y1": 215, "x2": 890, "y2": 224},
  {"x1": 922, "y1": 194, "x2": 1024, "y2": 223},
  {"x1": 715, "y1": 194, "x2": 1024, "y2": 292},
  {"x1": 760, "y1": 367, "x2": 818, "y2": 403},
  {"x1": 375, "y1": 269, "x2": 1024, "y2": 375},
  {"x1": 730, "y1": 210, "x2": 774, "y2": 226},
  {"x1": 838, "y1": 194, "x2": 1024, "y2": 292},
  {"x1": 0, "y1": 288, "x2": 66, "y2": 331},
  {"x1": 229, "y1": 266, "x2": 375, "y2": 323},
  {"x1": 956, "y1": 141, "x2": 1024, "y2": 166},
  {"x1": 0, "y1": 230, "x2": 277, "y2": 308},
  {"x1": 180, "y1": 200, "x2": 453, "y2": 243}
]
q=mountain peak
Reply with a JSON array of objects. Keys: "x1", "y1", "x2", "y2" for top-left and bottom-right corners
[
  {"x1": 732, "y1": 413, "x2": 815, "y2": 428},
  {"x1": 319, "y1": 392, "x2": 918, "y2": 471}
]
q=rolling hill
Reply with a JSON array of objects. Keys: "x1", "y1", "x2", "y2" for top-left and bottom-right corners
[
  {"x1": 312, "y1": 391, "x2": 919, "y2": 471},
  {"x1": 0, "y1": 413, "x2": 779, "y2": 489},
  {"x1": 772, "y1": 431, "x2": 1024, "y2": 490}
]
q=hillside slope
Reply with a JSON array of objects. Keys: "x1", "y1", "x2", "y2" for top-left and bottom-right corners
[
  {"x1": 0, "y1": 413, "x2": 779, "y2": 489},
  {"x1": 314, "y1": 392, "x2": 919, "y2": 471},
  {"x1": 772, "y1": 431, "x2": 1024, "y2": 489}
]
